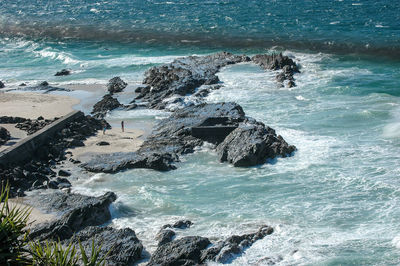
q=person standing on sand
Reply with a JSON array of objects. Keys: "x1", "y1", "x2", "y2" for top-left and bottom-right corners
[
  {"x1": 103, "y1": 124, "x2": 107, "y2": 135},
  {"x1": 121, "y1": 120, "x2": 125, "y2": 132}
]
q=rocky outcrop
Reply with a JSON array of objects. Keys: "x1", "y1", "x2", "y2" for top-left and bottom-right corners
[
  {"x1": 15, "y1": 116, "x2": 56, "y2": 135},
  {"x1": 66, "y1": 226, "x2": 143, "y2": 266},
  {"x1": 138, "y1": 52, "x2": 250, "y2": 109},
  {"x1": 55, "y1": 69, "x2": 71, "y2": 76},
  {"x1": 147, "y1": 236, "x2": 211, "y2": 266},
  {"x1": 0, "y1": 113, "x2": 106, "y2": 197},
  {"x1": 0, "y1": 80, "x2": 5, "y2": 88},
  {"x1": 201, "y1": 225, "x2": 274, "y2": 263},
  {"x1": 217, "y1": 123, "x2": 296, "y2": 167},
  {"x1": 84, "y1": 102, "x2": 295, "y2": 172},
  {"x1": 251, "y1": 53, "x2": 300, "y2": 87},
  {"x1": 156, "y1": 229, "x2": 176, "y2": 246},
  {"x1": 148, "y1": 225, "x2": 274, "y2": 265},
  {"x1": 107, "y1": 77, "x2": 127, "y2": 94},
  {"x1": 91, "y1": 94, "x2": 122, "y2": 118},
  {"x1": 0, "y1": 127, "x2": 10, "y2": 145},
  {"x1": 29, "y1": 191, "x2": 117, "y2": 241}
]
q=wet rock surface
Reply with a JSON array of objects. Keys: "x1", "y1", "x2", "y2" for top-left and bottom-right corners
[
  {"x1": 91, "y1": 94, "x2": 122, "y2": 118},
  {"x1": 0, "y1": 126, "x2": 11, "y2": 145},
  {"x1": 251, "y1": 53, "x2": 300, "y2": 87},
  {"x1": 0, "y1": 80, "x2": 5, "y2": 88},
  {"x1": 217, "y1": 123, "x2": 296, "y2": 167},
  {"x1": 55, "y1": 69, "x2": 71, "y2": 76},
  {"x1": 201, "y1": 225, "x2": 274, "y2": 263},
  {"x1": 107, "y1": 76, "x2": 127, "y2": 94},
  {"x1": 18, "y1": 81, "x2": 71, "y2": 93},
  {"x1": 138, "y1": 52, "x2": 250, "y2": 109},
  {"x1": 66, "y1": 226, "x2": 143, "y2": 266},
  {"x1": 148, "y1": 225, "x2": 273, "y2": 265},
  {"x1": 147, "y1": 236, "x2": 211, "y2": 266},
  {"x1": 29, "y1": 191, "x2": 117, "y2": 241}
]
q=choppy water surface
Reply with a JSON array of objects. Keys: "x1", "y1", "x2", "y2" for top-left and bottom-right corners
[{"x1": 2, "y1": 0, "x2": 400, "y2": 264}]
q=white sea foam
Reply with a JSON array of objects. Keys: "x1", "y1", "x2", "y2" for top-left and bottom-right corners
[{"x1": 33, "y1": 48, "x2": 80, "y2": 65}]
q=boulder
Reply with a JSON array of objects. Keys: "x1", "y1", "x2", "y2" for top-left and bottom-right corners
[
  {"x1": 66, "y1": 226, "x2": 143, "y2": 266},
  {"x1": 155, "y1": 229, "x2": 176, "y2": 246},
  {"x1": 107, "y1": 77, "x2": 127, "y2": 94},
  {"x1": 29, "y1": 191, "x2": 117, "y2": 241},
  {"x1": 58, "y1": 169, "x2": 71, "y2": 177},
  {"x1": 147, "y1": 236, "x2": 211, "y2": 266},
  {"x1": 91, "y1": 94, "x2": 122, "y2": 118},
  {"x1": 55, "y1": 69, "x2": 71, "y2": 76},
  {"x1": 217, "y1": 123, "x2": 296, "y2": 167},
  {"x1": 0, "y1": 126, "x2": 10, "y2": 145},
  {"x1": 0, "y1": 80, "x2": 4, "y2": 88}
]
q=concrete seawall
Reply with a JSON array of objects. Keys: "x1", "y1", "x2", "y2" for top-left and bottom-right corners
[{"x1": 0, "y1": 110, "x2": 84, "y2": 166}]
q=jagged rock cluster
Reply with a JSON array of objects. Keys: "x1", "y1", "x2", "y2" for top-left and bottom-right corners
[
  {"x1": 252, "y1": 53, "x2": 300, "y2": 87},
  {"x1": 148, "y1": 223, "x2": 274, "y2": 265},
  {"x1": 136, "y1": 52, "x2": 250, "y2": 109},
  {"x1": 91, "y1": 77, "x2": 130, "y2": 118},
  {"x1": 0, "y1": 116, "x2": 57, "y2": 135},
  {"x1": 28, "y1": 192, "x2": 143, "y2": 266},
  {"x1": 55, "y1": 69, "x2": 71, "y2": 76},
  {"x1": 83, "y1": 102, "x2": 295, "y2": 173},
  {"x1": 0, "y1": 112, "x2": 106, "y2": 197}
]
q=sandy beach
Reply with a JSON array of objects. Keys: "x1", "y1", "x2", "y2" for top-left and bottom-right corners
[
  {"x1": 0, "y1": 91, "x2": 80, "y2": 119},
  {"x1": 68, "y1": 127, "x2": 144, "y2": 162},
  {"x1": 6, "y1": 198, "x2": 56, "y2": 228}
]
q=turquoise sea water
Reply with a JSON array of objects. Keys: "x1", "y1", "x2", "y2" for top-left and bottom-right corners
[{"x1": 1, "y1": 1, "x2": 400, "y2": 264}]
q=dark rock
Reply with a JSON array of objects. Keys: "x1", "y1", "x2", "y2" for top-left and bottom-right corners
[
  {"x1": 29, "y1": 191, "x2": 117, "y2": 241},
  {"x1": 15, "y1": 118, "x2": 54, "y2": 135},
  {"x1": 96, "y1": 141, "x2": 110, "y2": 146},
  {"x1": 217, "y1": 123, "x2": 296, "y2": 167},
  {"x1": 55, "y1": 69, "x2": 71, "y2": 76},
  {"x1": 91, "y1": 94, "x2": 122, "y2": 118},
  {"x1": 107, "y1": 77, "x2": 127, "y2": 94},
  {"x1": 0, "y1": 126, "x2": 11, "y2": 145},
  {"x1": 40, "y1": 81, "x2": 49, "y2": 87},
  {"x1": 0, "y1": 116, "x2": 28, "y2": 124},
  {"x1": 58, "y1": 169, "x2": 71, "y2": 177},
  {"x1": 0, "y1": 81, "x2": 4, "y2": 88},
  {"x1": 139, "y1": 52, "x2": 250, "y2": 109},
  {"x1": 19, "y1": 83, "x2": 26, "y2": 86},
  {"x1": 201, "y1": 225, "x2": 274, "y2": 263},
  {"x1": 252, "y1": 53, "x2": 299, "y2": 87},
  {"x1": 66, "y1": 226, "x2": 143, "y2": 266},
  {"x1": 148, "y1": 236, "x2": 211, "y2": 266},
  {"x1": 173, "y1": 220, "x2": 193, "y2": 229},
  {"x1": 156, "y1": 229, "x2": 176, "y2": 246}
]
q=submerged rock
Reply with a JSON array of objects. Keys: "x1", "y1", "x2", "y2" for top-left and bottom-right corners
[
  {"x1": 0, "y1": 126, "x2": 10, "y2": 145},
  {"x1": 55, "y1": 69, "x2": 71, "y2": 76},
  {"x1": 107, "y1": 77, "x2": 128, "y2": 94}
]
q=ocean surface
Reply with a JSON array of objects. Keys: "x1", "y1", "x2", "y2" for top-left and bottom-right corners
[{"x1": 1, "y1": 0, "x2": 400, "y2": 264}]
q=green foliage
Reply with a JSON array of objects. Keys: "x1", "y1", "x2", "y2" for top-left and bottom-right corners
[
  {"x1": 0, "y1": 183, "x2": 32, "y2": 265},
  {"x1": 0, "y1": 184, "x2": 111, "y2": 266}
]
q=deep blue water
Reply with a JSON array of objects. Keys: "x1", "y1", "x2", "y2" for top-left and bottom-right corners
[
  {"x1": 2, "y1": 1, "x2": 400, "y2": 265},
  {"x1": 1, "y1": 0, "x2": 400, "y2": 57}
]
